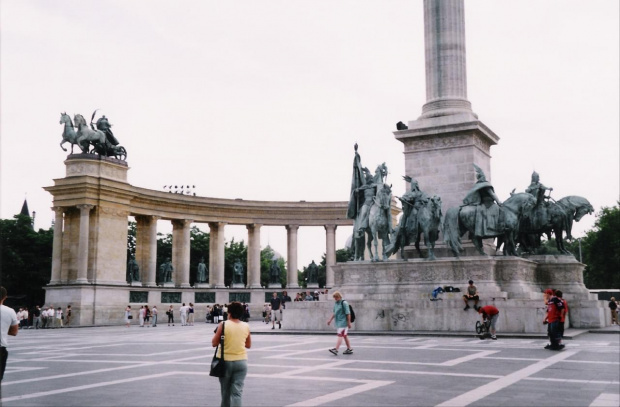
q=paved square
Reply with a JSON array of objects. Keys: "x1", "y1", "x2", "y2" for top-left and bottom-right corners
[{"x1": 1, "y1": 323, "x2": 618, "y2": 406}]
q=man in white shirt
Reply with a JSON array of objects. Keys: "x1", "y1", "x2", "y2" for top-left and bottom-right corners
[
  {"x1": 47, "y1": 307, "x2": 55, "y2": 328},
  {"x1": 1, "y1": 286, "x2": 19, "y2": 383},
  {"x1": 179, "y1": 303, "x2": 189, "y2": 326}
]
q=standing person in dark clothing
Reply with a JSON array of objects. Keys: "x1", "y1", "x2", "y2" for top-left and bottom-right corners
[
  {"x1": 269, "y1": 292, "x2": 282, "y2": 330},
  {"x1": 543, "y1": 289, "x2": 565, "y2": 350},
  {"x1": 609, "y1": 297, "x2": 618, "y2": 325},
  {"x1": 556, "y1": 290, "x2": 568, "y2": 345}
]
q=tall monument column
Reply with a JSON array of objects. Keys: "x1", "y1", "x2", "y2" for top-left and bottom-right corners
[
  {"x1": 395, "y1": 0, "x2": 499, "y2": 220},
  {"x1": 421, "y1": 0, "x2": 473, "y2": 118}
]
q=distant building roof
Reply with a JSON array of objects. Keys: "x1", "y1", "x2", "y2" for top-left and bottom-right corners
[{"x1": 20, "y1": 199, "x2": 30, "y2": 217}]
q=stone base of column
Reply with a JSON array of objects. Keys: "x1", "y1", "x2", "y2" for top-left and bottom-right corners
[
  {"x1": 231, "y1": 283, "x2": 245, "y2": 289},
  {"x1": 74, "y1": 279, "x2": 89, "y2": 284},
  {"x1": 307, "y1": 283, "x2": 319, "y2": 289},
  {"x1": 268, "y1": 283, "x2": 283, "y2": 289},
  {"x1": 162, "y1": 282, "x2": 175, "y2": 288},
  {"x1": 286, "y1": 284, "x2": 300, "y2": 289},
  {"x1": 178, "y1": 283, "x2": 191, "y2": 288},
  {"x1": 248, "y1": 284, "x2": 263, "y2": 289},
  {"x1": 214, "y1": 284, "x2": 227, "y2": 289},
  {"x1": 195, "y1": 283, "x2": 211, "y2": 288}
]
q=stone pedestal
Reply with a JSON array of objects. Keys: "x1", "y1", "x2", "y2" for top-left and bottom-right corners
[
  {"x1": 283, "y1": 255, "x2": 607, "y2": 333},
  {"x1": 162, "y1": 282, "x2": 175, "y2": 288},
  {"x1": 268, "y1": 283, "x2": 283, "y2": 289},
  {"x1": 129, "y1": 281, "x2": 142, "y2": 287},
  {"x1": 232, "y1": 283, "x2": 245, "y2": 289},
  {"x1": 306, "y1": 283, "x2": 319, "y2": 289},
  {"x1": 195, "y1": 283, "x2": 210, "y2": 289}
]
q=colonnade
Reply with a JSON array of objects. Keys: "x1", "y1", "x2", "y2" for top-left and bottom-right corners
[{"x1": 48, "y1": 205, "x2": 340, "y2": 289}]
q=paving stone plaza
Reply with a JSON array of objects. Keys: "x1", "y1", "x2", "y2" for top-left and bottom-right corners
[{"x1": 1, "y1": 323, "x2": 618, "y2": 407}]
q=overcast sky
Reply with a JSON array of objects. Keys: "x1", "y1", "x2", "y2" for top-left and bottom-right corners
[{"x1": 1, "y1": 0, "x2": 618, "y2": 269}]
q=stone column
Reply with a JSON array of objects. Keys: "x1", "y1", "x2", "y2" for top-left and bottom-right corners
[
  {"x1": 75, "y1": 204, "x2": 94, "y2": 284},
  {"x1": 324, "y1": 225, "x2": 337, "y2": 288},
  {"x1": 50, "y1": 207, "x2": 64, "y2": 285},
  {"x1": 286, "y1": 225, "x2": 300, "y2": 288},
  {"x1": 172, "y1": 219, "x2": 192, "y2": 288},
  {"x1": 138, "y1": 215, "x2": 160, "y2": 286},
  {"x1": 246, "y1": 224, "x2": 262, "y2": 288},
  {"x1": 209, "y1": 222, "x2": 227, "y2": 288},
  {"x1": 420, "y1": 0, "x2": 473, "y2": 118}
]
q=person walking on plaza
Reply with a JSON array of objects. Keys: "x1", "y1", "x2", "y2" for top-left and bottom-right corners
[
  {"x1": 543, "y1": 289, "x2": 565, "y2": 350},
  {"x1": 47, "y1": 306, "x2": 55, "y2": 328},
  {"x1": 270, "y1": 293, "x2": 281, "y2": 329},
  {"x1": 463, "y1": 280, "x2": 479, "y2": 310},
  {"x1": 326, "y1": 291, "x2": 353, "y2": 355},
  {"x1": 32, "y1": 306, "x2": 41, "y2": 329},
  {"x1": 65, "y1": 305, "x2": 72, "y2": 326},
  {"x1": 144, "y1": 305, "x2": 151, "y2": 326},
  {"x1": 476, "y1": 305, "x2": 499, "y2": 340},
  {"x1": 180, "y1": 303, "x2": 189, "y2": 326},
  {"x1": 56, "y1": 307, "x2": 64, "y2": 328},
  {"x1": 139, "y1": 305, "x2": 146, "y2": 327},
  {"x1": 125, "y1": 305, "x2": 132, "y2": 328},
  {"x1": 212, "y1": 301, "x2": 251, "y2": 407},
  {"x1": 188, "y1": 303, "x2": 195, "y2": 326},
  {"x1": 556, "y1": 290, "x2": 568, "y2": 344},
  {"x1": 1, "y1": 286, "x2": 19, "y2": 386},
  {"x1": 167, "y1": 305, "x2": 175, "y2": 326},
  {"x1": 609, "y1": 297, "x2": 618, "y2": 325},
  {"x1": 151, "y1": 306, "x2": 158, "y2": 327}
]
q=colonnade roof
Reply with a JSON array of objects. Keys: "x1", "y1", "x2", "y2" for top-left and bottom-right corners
[{"x1": 45, "y1": 174, "x2": 353, "y2": 227}]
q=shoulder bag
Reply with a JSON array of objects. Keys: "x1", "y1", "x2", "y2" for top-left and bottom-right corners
[{"x1": 210, "y1": 322, "x2": 226, "y2": 377}]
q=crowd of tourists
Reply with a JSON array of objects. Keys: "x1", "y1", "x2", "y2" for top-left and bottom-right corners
[{"x1": 14, "y1": 305, "x2": 72, "y2": 329}]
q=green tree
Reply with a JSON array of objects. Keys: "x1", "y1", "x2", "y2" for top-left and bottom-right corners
[
  {"x1": 300, "y1": 248, "x2": 352, "y2": 288},
  {"x1": 0, "y1": 214, "x2": 53, "y2": 307},
  {"x1": 581, "y1": 203, "x2": 620, "y2": 288},
  {"x1": 127, "y1": 221, "x2": 136, "y2": 259}
]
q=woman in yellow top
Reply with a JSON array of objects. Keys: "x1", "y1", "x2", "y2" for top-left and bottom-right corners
[{"x1": 212, "y1": 301, "x2": 251, "y2": 407}]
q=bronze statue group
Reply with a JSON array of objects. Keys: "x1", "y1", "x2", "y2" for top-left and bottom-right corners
[{"x1": 347, "y1": 144, "x2": 593, "y2": 261}]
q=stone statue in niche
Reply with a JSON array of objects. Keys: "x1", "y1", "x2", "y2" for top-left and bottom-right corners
[
  {"x1": 196, "y1": 257, "x2": 208, "y2": 283},
  {"x1": 233, "y1": 260, "x2": 244, "y2": 285},
  {"x1": 127, "y1": 256, "x2": 140, "y2": 282},
  {"x1": 269, "y1": 260, "x2": 281, "y2": 284}
]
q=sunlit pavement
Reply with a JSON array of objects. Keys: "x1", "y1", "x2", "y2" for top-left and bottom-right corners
[{"x1": 1, "y1": 322, "x2": 618, "y2": 407}]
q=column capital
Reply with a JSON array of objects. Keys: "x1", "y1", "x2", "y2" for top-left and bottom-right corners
[
  {"x1": 76, "y1": 204, "x2": 94, "y2": 212},
  {"x1": 286, "y1": 224, "x2": 299, "y2": 232},
  {"x1": 324, "y1": 224, "x2": 337, "y2": 232},
  {"x1": 246, "y1": 223, "x2": 262, "y2": 231},
  {"x1": 51, "y1": 206, "x2": 65, "y2": 214},
  {"x1": 172, "y1": 219, "x2": 193, "y2": 228}
]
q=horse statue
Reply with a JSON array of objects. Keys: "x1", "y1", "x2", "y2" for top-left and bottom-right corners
[
  {"x1": 74, "y1": 114, "x2": 107, "y2": 153},
  {"x1": 443, "y1": 192, "x2": 536, "y2": 257},
  {"x1": 511, "y1": 195, "x2": 593, "y2": 255},
  {"x1": 413, "y1": 195, "x2": 443, "y2": 260},
  {"x1": 92, "y1": 139, "x2": 127, "y2": 161},
  {"x1": 59, "y1": 112, "x2": 80, "y2": 153},
  {"x1": 367, "y1": 183, "x2": 393, "y2": 261}
]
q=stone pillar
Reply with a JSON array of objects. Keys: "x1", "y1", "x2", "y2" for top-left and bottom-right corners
[
  {"x1": 246, "y1": 224, "x2": 262, "y2": 288},
  {"x1": 172, "y1": 219, "x2": 192, "y2": 288},
  {"x1": 421, "y1": 0, "x2": 473, "y2": 119},
  {"x1": 325, "y1": 225, "x2": 337, "y2": 288},
  {"x1": 136, "y1": 215, "x2": 159, "y2": 286},
  {"x1": 75, "y1": 204, "x2": 93, "y2": 284},
  {"x1": 209, "y1": 222, "x2": 227, "y2": 288},
  {"x1": 50, "y1": 207, "x2": 64, "y2": 285},
  {"x1": 286, "y1": 225, "x2": 300, "y2": 288}
]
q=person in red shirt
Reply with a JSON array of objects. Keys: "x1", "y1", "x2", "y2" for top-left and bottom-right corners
[
  {"x1": 543, "y1": 288, "x2": 565, "y2": 350},
  {"x1": 477, "y1": 305, "x2": 499, "y2": 340},
  {"x1": 556, "y1": 290, "x2": 568, "y2": 344}
]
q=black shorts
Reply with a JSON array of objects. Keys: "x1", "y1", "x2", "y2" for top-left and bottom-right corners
[{"x1": 0, "y1": 347, "x2": 8, "y2": 381}]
